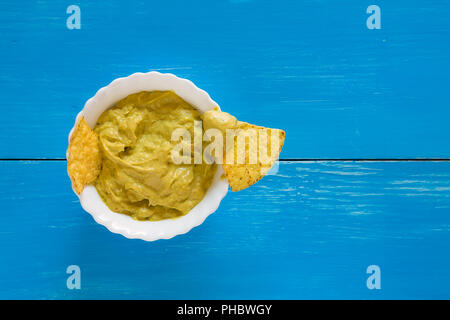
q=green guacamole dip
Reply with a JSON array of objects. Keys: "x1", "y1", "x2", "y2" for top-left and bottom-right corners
[{"x1": 94, "y1": 91, "x2": 217, "y2": 221}]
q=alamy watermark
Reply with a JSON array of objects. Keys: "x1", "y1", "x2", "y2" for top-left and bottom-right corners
[
  {"x1": 366, "y1": 265, "x2": 381, "y2": 290},
  {"x1": 66, "y1": 265, "x2": 81, "y2": 290},
  {"x1": 66, "y1": 5, "x2": 81, "y2": 30},
  {"x1": 366, "y1": 5, "x2": 381, "y2": 30},
  {"x1": 170, "y1": 120, "x2": 282, "y2": 168}
]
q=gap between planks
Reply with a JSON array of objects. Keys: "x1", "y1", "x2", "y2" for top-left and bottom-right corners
[{"x1": 1, "y1": 158, "x2": 450, "y2": 162}]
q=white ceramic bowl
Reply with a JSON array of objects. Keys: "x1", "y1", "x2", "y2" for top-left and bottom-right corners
[{"x1": 67, "y1": 72, "x2": 229, "y2": 241}]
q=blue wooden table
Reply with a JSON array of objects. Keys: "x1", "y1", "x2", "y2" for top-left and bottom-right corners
[{"x1": 0, "y1": 0, "x2": 449, "y2": 299}]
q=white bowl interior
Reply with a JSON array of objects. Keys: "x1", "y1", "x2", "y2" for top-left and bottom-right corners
[{"x1": 68, "y1": 72, "x2": 229, "y2": 241}]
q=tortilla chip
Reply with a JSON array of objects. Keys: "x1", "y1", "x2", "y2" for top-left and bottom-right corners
[
  {"x1": 67, "y1": 117, "x2": 102, "y2": 194},
  {"x1": 222, "y1": 123, "x2": 285, "y2": 191}
]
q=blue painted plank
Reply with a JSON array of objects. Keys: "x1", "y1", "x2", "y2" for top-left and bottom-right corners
[
  {"x1": 0, "y1": 1, "x2": 449, "y2": 158},
  {"x1": 0, "y1": 161, "x2": 449, "y2": 299}
]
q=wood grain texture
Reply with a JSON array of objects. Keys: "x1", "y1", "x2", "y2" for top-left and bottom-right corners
[
  {"x1": 0, "y1": 0, "x2": 449, "y2": 158},
  {"x1": 0, "y1": 161, "x2": 449, "y2": 299}
]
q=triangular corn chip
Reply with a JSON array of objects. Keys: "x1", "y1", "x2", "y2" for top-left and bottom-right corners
[
  {"x1": 222, "y1": 123, "x2": 285, "y2": 191},
  {"x1": 67, "y1": 117, "x2": 102, "y2": 194}
]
